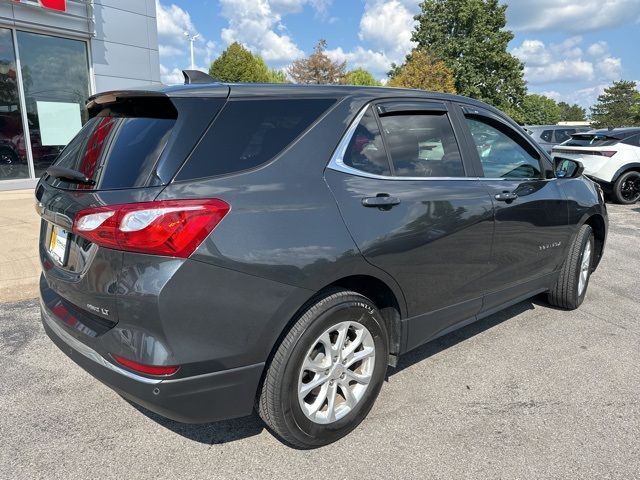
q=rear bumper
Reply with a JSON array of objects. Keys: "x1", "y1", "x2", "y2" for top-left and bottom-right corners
[{"x1": 41, "y1": 300, "x2": 264, "y2": 423}]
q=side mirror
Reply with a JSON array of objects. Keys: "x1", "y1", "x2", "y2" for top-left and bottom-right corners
[{"x1": 554, "y1": 157, "x2": 584, "y2": 179}]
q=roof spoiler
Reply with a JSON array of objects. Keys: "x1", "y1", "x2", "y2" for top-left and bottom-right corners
[{"x1": 182, "y1": 70, "x2": 218, "y2": 84}]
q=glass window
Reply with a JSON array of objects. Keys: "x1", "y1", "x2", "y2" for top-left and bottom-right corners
[
  {"x1": 622, "y1": 134, "x2": 640, "y2": 147},
  {"x1": 342, "y1": 107, "x2": 390, "y2": 176},
  {"x1": 0, "y1": 28, "x2": 29, "y2": 180},
  {"x1": 466, "y1": 116, "x2": 542, "y2": 179},
  {"x1": 564, "y1": 134, "x2": 620, "y2": 147},
  {"x1": 379, "y1": 113, "x2": 464, "y2": 177},
  {"x1": 177, "y1": 98, "x2": 335, "y2": 180},
  {"x1": 17, "y1": 31, "x2": 90, "y2": 178},
  {"x1": 540, "y1": 130, "x2": 553, "y2": 142},
  {"x1": 554, "y1": 129, "x2": 574, "y2": 143},
  {"x1": 50, "y1": 98, "x2": 177, "y2": 190}
]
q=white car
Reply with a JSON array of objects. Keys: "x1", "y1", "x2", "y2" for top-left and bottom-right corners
[{"x1": 552, "y1": 128, "x2": 640, "y2": 204}]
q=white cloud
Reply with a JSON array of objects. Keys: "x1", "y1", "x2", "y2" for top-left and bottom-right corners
[
  {"x1": 326, "y1": 46, "x2": 391, "y2": 75},
  {"x1": 506, "y1": 0, "x2": 640, "y2": 32},
  {"x1": 541, "y1": 90, "x2": 562, "y2": 101},
  {"x1": 156, "y1": 1, "x2": 215, "y2": 72},
  {"x1": 587, "y1": 41, "x2": 608, "y2": 58},
  {"x1": 512, "y1": 40, "x2": 552, "y2": 66},
  {"x1": 160, "y1": 64, "x2": 186, "y2": 84},
  {"x1": 321, "y1": 0, "x2": 419, "y2": 80},
  {"x1": 219, "y1": 0, "x2": 304, "y2": 64},
  {"x1": 359, "y1": 0, "x2": 417, "y2": 64},
  {"x1": 512, "y1": 36, "x2": 623, "y2": 85},
  {"x1": 596, "y1": 56, "x2": 623, "y2": 80}
]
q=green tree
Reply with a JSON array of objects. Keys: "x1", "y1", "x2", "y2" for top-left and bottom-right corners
[
  {"x1": 590, "y1": 80, "x2": 640, "y2": 128},
  {"x1": 287, "y1": 39, "x2": 346, "y2": 84},
  {"x1": 342, "y1": 68, "x2": 380, "y2": 86},
  {"x1": 387, "y1": 49, "x2": 456, "y2": 93},
  {"x1": 209, "y1": 42, "x2": 282, "y2": 83},
  {"x1": 557, "y1": 102, "x2": 586, "y2": 122},
  {"x1": 412, "y1": 0, "x2": 526, "y2": 111},
  {"x1": 512, "y1": 94, "x2": 561, "y2": 125},
  {"x1": 266, "y1": 68, "x2": 288, "y2": 83}
]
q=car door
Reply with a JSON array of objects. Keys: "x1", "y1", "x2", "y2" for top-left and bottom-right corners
[
  {"x1": 324, "y1": 99, "x2": 494, "y2": 351},
  {"x1": 455, "y1": 104, "x2": 571, "y2": 312}
]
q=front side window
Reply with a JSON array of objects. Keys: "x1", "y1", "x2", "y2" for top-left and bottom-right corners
[
  {"x1": 342, "y1": 107, "x2": 390, "y2": 176},
  {"x1": 379, "y1": 113, "x2": 465, "y2": 177},
  {"x1": 466, "y1": 116, "x2": 542, "y2": 179}
]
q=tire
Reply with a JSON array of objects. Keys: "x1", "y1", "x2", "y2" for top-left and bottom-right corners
[
  {"x1": 258, "y1": 289, "x2": 389, "y2": 449},
  {"x1": 547, "y1": 224, "x2": 594, "y2": 310},
  {"x1": 612, "y1": 170, "x2": 640, "y2": 204}
]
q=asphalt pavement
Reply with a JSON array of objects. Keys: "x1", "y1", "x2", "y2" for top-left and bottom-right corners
[{"x1": 1, "y1": 204, "x2": 638, "y2": 479}]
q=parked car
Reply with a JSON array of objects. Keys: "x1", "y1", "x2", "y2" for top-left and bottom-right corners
[
  {"x1": 552, "y1": 128, "x2": 640, "y2": 204},
  {"x1": 524, "y1": 125, "x2": 589, "y2": 154},
  {"x1": 37, "y1": 74, "x2": 608, "y2": 448}
]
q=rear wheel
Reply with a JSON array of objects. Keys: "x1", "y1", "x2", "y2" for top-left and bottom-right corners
[
  {"x1": 547, "y1": 224, "x2": 594, "y2": 310},
  {"x1": 258, "y1": 289, "x2": 389, "y2": 449},
  {"x1": 612, "y1": 170, "x2": 640, "y2": 204}
]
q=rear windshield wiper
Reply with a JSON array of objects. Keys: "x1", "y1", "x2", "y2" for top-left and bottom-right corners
[{"x1": 46, "y1": 166, "x2": 96, "y2": 186}]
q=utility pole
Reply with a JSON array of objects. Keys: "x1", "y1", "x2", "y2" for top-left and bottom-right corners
[{"x1": 183, "y1": 31, "x2": 200, "y2": 69}]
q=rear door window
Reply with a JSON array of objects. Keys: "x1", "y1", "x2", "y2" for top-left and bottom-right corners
[
  {"x1": 379, "y1": 113, "x2": 465, "y2": 177},
  {"x1": 342, "y1": 107, "x2": 391, "y2": 176},
  {"x1": 177, "y1": 98, "x2": 335, "y2": 180}
]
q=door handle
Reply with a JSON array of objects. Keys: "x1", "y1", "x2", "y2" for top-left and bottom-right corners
[
  {"x1": 494, "y1": 192, "x2": 518, "y2": 202},
  {"x1": 362, "y1": 194, "x2": 401, "y2": 208}
]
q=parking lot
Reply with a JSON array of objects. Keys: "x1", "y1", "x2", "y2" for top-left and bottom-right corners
[{"x1": 1, "y1": 203, "x2": 638, "y2": 479}]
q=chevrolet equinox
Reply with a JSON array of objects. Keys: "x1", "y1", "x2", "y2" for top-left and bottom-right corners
[{"x1": 37, "y1": 72, "x2": 608, "y2": 448}]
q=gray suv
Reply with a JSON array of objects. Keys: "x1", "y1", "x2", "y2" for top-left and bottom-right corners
[
  {"x1": 37, "y1": 73, "x2": 607, "y2": 448},
  {"x1": 525, "y1": 125, "x2": 589, "y2": 153}
]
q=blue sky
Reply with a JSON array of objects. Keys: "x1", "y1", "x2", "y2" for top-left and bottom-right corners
[{"x1": 156, "y1": 0, "x2": 640, "y2": 108}]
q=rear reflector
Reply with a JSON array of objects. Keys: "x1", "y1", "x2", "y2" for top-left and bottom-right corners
[
  {"x1": 72, "y1": 199, "x2": 230, "y2": 258},
  {"x1": 111, "y1": 354, "x2": 180, "y2": 376}
]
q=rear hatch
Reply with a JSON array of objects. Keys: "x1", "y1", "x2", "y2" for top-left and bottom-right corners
[
  {"x1": 552, "y1": 132, "x2": 622, "y2": 175},
  {"x1": 36, "y1": 87, "x2": 228, "y2": 332}
]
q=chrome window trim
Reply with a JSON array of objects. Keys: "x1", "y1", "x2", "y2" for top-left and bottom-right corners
[
  {"x1": 326, "y1": 103, "x2": 549, "y2": 182},
  {"x1": 327, "y1": 104, "x2": 479, "y2": 181}
]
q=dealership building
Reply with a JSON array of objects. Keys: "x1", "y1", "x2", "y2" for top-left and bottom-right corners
[{"x1": 0, "y1": 0, "x2": 161, "y2": 190}]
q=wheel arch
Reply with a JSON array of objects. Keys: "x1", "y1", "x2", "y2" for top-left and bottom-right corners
[
  {"x1": 611, "y1": 163, "x2": 640, "y2": 183},
  {"x1": 583, "y1": 213, "x2": 606, "y2": 270}
]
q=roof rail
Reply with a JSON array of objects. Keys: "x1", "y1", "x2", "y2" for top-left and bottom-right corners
[{"x1": 182, "y1": 70, "x2": 218, "y2": 85}]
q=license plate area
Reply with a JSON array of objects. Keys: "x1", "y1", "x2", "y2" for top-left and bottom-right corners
[{"x1": 48, "y1": 224, "x2": 70, "y2": 265}]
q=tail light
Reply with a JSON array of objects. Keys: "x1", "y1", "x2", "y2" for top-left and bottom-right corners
[
  {"x1": 72, "y1": 199, "x2": 230, "y2": 258},
  {"x1": 600, "y1": 151, "x2": 616, "y2": 157},
  {"x1": 111, "y1": 354, "x2": 179, "y2": 376}
]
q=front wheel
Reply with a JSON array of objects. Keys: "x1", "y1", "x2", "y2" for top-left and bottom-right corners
[
  {"x1": 257, "y1": 289, "x2": 389, "y2": 448},
  {"x1": 612, "y1": 170, "x2": 640, "y2": 204},
  {"x1": 547, "y1": 224, "x2": 594, "y2": 310}
]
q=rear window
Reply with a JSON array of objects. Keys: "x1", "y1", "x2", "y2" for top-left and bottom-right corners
[
  {"x1": 176, "y1": 98, "x2": 335, "y2": 180},
  {"x1": 49, "y1": 97, "x2": 176, "y2": 190},
  {"x1": 564, "y1": 134, "x2": 620, "y2": 147}
]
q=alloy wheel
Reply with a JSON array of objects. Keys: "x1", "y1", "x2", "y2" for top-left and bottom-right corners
[
  {"x1": 620, "y1": 172, "x2": 640, "y2": 203},
  {"x1": 297, "y1": 320, "x2": 376, "y2": 424},
  {"x1": 578, "y1": 240, "x2": 592, "y2": 296}
]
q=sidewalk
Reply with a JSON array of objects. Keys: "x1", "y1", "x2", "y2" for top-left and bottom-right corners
[{"x1": 0, "y1": 189, "x2": 40, "y2": 302}]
